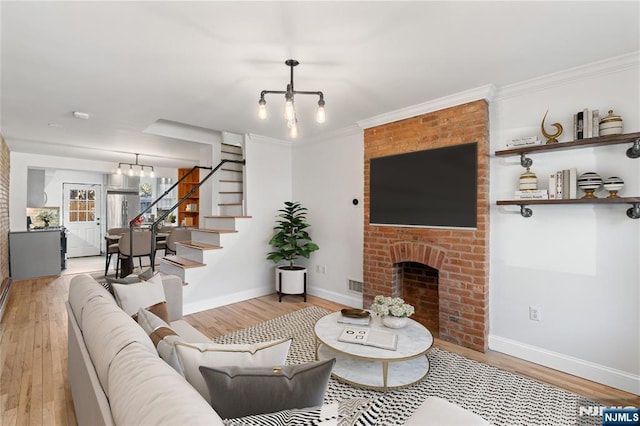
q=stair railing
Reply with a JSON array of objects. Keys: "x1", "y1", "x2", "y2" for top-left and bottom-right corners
[{"x1": 123, "y1": 159, "x2": 246, "y2": 274}]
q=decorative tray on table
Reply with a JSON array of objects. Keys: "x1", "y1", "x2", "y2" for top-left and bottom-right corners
[{"x1": 340, "y1": 308, "x2": 370, "y2": 318}]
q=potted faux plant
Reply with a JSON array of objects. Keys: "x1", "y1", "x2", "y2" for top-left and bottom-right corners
[
  {"x1": 370, "y1": 295, "x2": 415, "y2": 329},
  {"x1": 267, "y1": 201, "x2": 319, "y2": 301}
]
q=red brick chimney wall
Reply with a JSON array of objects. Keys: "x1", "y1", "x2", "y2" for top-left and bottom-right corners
[{"x1": 363, "y1": 100, "x2": 490, "y2": 351}]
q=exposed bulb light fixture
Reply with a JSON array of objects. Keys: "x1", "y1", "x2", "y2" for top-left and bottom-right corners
[
  {"x1": 258, "y1": 59, "x2": 326, "y2": 138},
  {"x1": 117, "y1": 153, "x2": 155, "y2": 178},
  {"x1": 72, "y1": 111, "x2": 90, "y2": 120},
  {"x1": 258, "y1": 98, "x2": 267, "y2": 119},
  {"x1": 284, "y1": 93, "x2": 295, "y2": 121},
  {"x1": 316, "y1": 97, "x2": 326, "y2": 124}
]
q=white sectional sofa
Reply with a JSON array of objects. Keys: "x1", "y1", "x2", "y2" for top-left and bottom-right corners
[
  {"x1": 66, "y1": 273, "x2": 488, "y2": 425},
  {"x1": 66, "y1": 273, "x2": 224, "y2": 425}
]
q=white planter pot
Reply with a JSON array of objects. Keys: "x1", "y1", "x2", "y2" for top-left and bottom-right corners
[
  {"x1": 381, "y1": 315, "x2": 409, "y2": 329},
  {"x1": 275, "y1": 266, "x2": 307, "y2": 300}
]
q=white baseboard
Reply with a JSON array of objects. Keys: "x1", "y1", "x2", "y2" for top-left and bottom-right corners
[
  {"x1": 183, "y1": 287, "x2": 273, "y2": 315},
  {"x1": 184, "y1": 285, "x2": 362, "y2": 316},
  {"x1": 489, "y1": 335, "x2": 640, "y2": 396},
  {"x1": 308, "y1": 286, "x2": 362, "y2": 309}
]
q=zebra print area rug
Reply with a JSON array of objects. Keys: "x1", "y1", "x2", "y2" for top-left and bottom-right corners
[{"x1": 211, "y1": 306, "x2": 602, "y2": 425}]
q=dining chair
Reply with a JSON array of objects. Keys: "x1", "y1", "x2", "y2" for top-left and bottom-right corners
[
  {"x1": 154, "y1": 227, "x2": 168, "y2": 257},
  {"x1": 165, "y1": 228, "x2": 192, "y2": 255},
  {"x1": 116, "y1": 231, "x2": 153, "y2": 278},
  {"x1": 105, "y1": 227, "x2": 130, "y2": 276}
]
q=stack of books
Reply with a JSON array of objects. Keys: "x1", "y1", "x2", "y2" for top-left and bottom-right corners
[
  {"x1": 338, "y1": 326, "x2": 398, "y2": 351},
  {"x1": 514, "y1": 190, "x2": 548, "y2": 200},
  {"x1": 337, "y1": 314, "x2": 371, "y2": 326},
  {"x1": 506, "y1": 136, "x2": 542, "y2": 149},
  {"x1": 573, "y1": 109, "x2": 600, "y2": 140},
  {"x1": 549, "y1": 168, "x2": 577, "y2": 199}
]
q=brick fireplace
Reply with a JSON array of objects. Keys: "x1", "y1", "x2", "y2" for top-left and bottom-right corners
[
  {"x1": 397, "y1": 261, "x2": 440, "y2": 336},
  {"x1": 363, "y1": 100, "x2": 489, "y2": 352}
]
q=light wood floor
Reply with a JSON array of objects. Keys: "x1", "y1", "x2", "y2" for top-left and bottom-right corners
[{"x1": 1, "y1": 275, "x2": 638, "y2": 426}]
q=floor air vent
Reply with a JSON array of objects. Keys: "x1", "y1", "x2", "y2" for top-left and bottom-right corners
[{"x1": 348, "y1": 279, "x2": 363, "y2": 293}]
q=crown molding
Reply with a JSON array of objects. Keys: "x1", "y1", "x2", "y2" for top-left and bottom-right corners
[
  {"x1": 142, "y1": 119, "x2": 222, "y2": 144},
  {"x1": 246, "y1": 133, "x2": 292, "y2": 148},
  {"x1": 355, "y1": 52, "x2": 639, "y2": 131},
  {"x1": 357, "y1": 84, "x2": 497, "y2": 130},
  {"x1": 297, "y1": 124, "x2": 363, "y2": 146},
  {"x1": 495, "y1": 51, "x2": 639, "y2": 100}
]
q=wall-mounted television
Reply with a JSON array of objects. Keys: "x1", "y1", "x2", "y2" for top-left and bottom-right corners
[{"x1": 369, "y1": 142, "x2": 477, "y2": 229}]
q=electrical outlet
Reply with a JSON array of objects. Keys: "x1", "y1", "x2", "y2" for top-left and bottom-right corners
[{"x1": 529, "y1": 306, "x2": 541, "y2": 321}]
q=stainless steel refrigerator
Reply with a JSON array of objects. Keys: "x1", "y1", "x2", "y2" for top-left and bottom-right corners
[{"x1": 106, "y1": 191, "x2": 140, "y2": 229}]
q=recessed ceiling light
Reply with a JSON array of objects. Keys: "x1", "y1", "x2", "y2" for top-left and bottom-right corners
[
  {"x1": 73, "y1": 111, "x2": 90, "y2": 120},
  {"x1": 48, "y1": 122, "x2": 63, "y2": 128}
]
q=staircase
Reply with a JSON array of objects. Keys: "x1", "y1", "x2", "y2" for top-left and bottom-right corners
[
  {"x1": 157, "y1": 141, "x2": 256, "y2": 313},
  {"x1": 218, "y1": 143, "x2": 244, "y2": 216},
  {"x1": 158, "y1": 215, "x2": 251, "y2": 286}
]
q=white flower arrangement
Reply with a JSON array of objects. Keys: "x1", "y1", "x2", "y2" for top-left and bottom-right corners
[
  {"x1": 36, "y1": 209, "x2": 57, "y2": 226},
  {"x1": 370, "y1": 295, "x2": 415, "y2": 318}
]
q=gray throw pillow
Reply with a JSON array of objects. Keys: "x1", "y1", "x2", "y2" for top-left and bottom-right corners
[{"x1": 199, "y1": 358, "x2": 336, "y2": 419}]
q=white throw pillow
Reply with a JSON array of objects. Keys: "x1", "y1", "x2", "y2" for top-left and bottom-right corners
[
  {"x1": 112, "y1": 273, "x2": 166, "y2": 316},
  {"x1": 137, "y1": 308, "x2": 187, "y2": 374},
  {"x1": 175, "y1": 338, "x2": 292, "y2": 403}
]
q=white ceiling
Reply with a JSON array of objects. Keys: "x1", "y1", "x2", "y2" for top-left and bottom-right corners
[{"x1": 1, "y1": 1, "x2": 639, "y2": 169}]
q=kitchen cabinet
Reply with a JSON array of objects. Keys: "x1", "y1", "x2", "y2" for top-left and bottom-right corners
[
  {"x1": 107, "y1": 174, "x2": 140, "y2": 192},
  {"x1": 27, "y1": 169, "x2": 46, "y2": 207},
  {"x1": 9, "y1": 229, "x2": 64, "y2": 279}
]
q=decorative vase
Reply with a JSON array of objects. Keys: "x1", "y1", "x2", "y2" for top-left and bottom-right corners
[
  {"x1": 577, "y1": 172, "x2": 603, "y2": 199},
  {"x1": 381, "y1": 315, "x2": 409, "y2": 329},
  {"x1": 603, "y1": 176, "x2": 624, "y2": 198},
  {"x1": 519, "y1": 167, "x2": 538, "y2": 191},
  {"x1": 599, "y1": 110, "x2": 623, "y2": 136}
]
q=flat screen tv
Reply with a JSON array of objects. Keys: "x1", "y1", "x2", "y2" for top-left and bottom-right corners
[{"x1": 369, "y1": 142, "x2": 477, "y2": 229}]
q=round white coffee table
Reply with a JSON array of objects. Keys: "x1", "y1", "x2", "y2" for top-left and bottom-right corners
[{"x1": 314, "y1": 311, "x2": 433, "y2": 392}]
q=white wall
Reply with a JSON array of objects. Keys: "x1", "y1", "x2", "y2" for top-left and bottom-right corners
[
  {"x1": 44, "y1": 169, "x2": 105, "y2": 206},
  {"x1": 292, "y1": 127, "x2": 365, "y2": 307},
  {"x1": 489, "y1": 53, "x2": 640, "y2": 394},
  {"x1": 243, "y1": 133, "x2": 293, "y2": 290},
  {"x1": 244, "y1": 134, "x2": 293, "y2": 215}
]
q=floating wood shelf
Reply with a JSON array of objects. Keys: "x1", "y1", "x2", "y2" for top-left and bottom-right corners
[
  {"x1": 495, "y1": 132, "x2": 640, "y2": 158},
  {"x1": 496, "y1": 132, "x2": 640, "y2": 218},
  {"x1": 497, "y1": 197, "x2": 640, "y2": 219}
]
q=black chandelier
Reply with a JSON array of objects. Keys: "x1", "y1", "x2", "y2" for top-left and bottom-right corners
[
  {"x1": 257, "y1": 59, "x2": 325, "y2": 138},
  {"x1": 117, "y1": 153, "x2": 155, "y2": 177}
]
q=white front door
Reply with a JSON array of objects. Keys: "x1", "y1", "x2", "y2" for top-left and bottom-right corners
[{"x1": 63, "y1": 183, "x2": 102, "y2": 257}]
